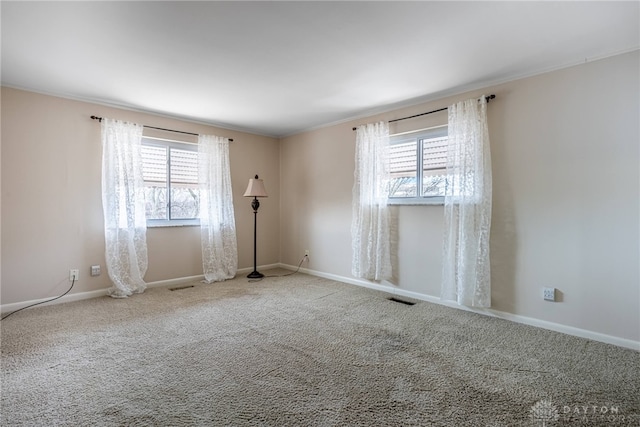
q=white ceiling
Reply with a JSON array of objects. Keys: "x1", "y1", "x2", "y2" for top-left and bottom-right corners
[{"x1": 2, "y1": 1, "x2": 638, "y2": 137}]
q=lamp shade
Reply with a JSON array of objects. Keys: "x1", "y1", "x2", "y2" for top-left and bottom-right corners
[{"x1": 243, "y1": 175, "x2": 268, "y2": 198}]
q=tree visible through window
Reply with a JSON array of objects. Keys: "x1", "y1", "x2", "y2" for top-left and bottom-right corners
[
  {"x1": 388, "y1": 126, "x2": 448, "y2": 202},
  {"x1": 141, "y1": 137, "x2": 200, "y2": 224}
]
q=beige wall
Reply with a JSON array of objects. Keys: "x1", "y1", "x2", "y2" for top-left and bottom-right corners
[
  {"x1": 1, "y1": 87, "x2": 280, "y2": 304},
  {"x1": 280, "y1": 51, "x2": 640, "y2": 342}
]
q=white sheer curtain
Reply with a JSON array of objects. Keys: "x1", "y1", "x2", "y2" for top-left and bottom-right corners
[
  {"x1": 441, "y1": 96, "x2": 492, "y2": 307},
  {"x1": 198, "y1": 134, "x2": 237, "y2": 283},
  {"x1": 101, "y1": 118, "x2": 148, "y2": 298},
  {"x1": 351, "y1": 122, "x2": 392, "y2": 281}
]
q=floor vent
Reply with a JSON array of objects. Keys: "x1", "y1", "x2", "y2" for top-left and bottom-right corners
[
  {"x1": 169, "y1": 285, "x2": 194, "y2": 291},
  {"x1": 388, "y1": 297, "x2": 416, "y2": 306}
]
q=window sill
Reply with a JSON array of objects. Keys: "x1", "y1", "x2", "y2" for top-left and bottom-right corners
[
  {"x1": 388, "y1": 197, "x2": 444, "y2": 206},
  {"x1": 147, "y1": 219, "x2": 200, "y2": 228}
]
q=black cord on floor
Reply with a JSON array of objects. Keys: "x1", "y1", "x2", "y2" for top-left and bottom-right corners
[
  {"x1": 1, "y1": 278, "x2": 76, "y2": 321},
  {"x1": 248, "y1": 255, "x2": 308, "y2": 283}
]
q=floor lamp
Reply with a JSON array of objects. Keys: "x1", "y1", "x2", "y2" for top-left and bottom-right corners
[{"x1": 243, "y1": 175, "x2": 268, "y2": 279}]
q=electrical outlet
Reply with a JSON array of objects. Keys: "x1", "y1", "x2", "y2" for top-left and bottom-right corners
[
  {"x1": 543, "y1": 287, "x2": 556, "y2": 301},
  {"x1": 90, "y1": 265, "x2": 101, "y2": 276},
  {"x1": 69, "y1": 269, "x2": 79, "y2": 282},
  {"x1": 305, "y1": 250, "x2": 310, "y2": 258}
]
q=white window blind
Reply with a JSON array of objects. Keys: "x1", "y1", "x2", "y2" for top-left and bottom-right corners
[
  {"x1": 388, "y1": 126, "x2": 448, "y2": 203},
  {"x1": 141, "y1": 138, "x2": 200, "y2": 225}
]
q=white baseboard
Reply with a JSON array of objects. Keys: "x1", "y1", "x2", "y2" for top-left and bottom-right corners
[
  {"x1": 1, "y1": 288, "x2": 109, "y2": 315},
  {"x1": 1, "y1": 275, "x2": 205, "y2": 315},
  {"x1": 278, "y1": 263, "x2": 640, "y2": 351},
  {"x1": 237, "y1": 264, "x2": 281, "y2": 275},
  {"x1": 0, "y1": 266, "x2": 276, "y2": 315},
  {"x1": 5, "y1": 263, "x2": 638, "y2": 351}
]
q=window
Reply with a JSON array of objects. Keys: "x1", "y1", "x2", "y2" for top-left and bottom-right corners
[
  {"x1": 388, "y1": 126, "x2": 448, "y2": 204},
  {"x1": 141, "y1": 137, "x2": 200, "y2": 226}
]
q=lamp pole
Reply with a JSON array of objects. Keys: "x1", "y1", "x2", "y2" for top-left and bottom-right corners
[{"x1": 248, "y1": 196, "x2": 263, "y2": 279}]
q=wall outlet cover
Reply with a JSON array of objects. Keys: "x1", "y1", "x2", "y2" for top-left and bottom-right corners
[
  {"x1": 543, "y1": 287, "x2": 556, "y2": 301},
  {"x1": 90, "y1": 265, "x2": 101, "y2": 276}
]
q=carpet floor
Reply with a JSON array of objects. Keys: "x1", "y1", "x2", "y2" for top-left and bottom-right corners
[{"x1": 1, "y1": 271, "x2": 638, "y2": 426}]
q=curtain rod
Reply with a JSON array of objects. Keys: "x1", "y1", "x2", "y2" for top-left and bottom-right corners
[
  {"x1": 351, "y1": 94, "x2": 495, "y2": 131},
  {"x1": 90, "y1": 116, "x2": 234, "y2": 142}
]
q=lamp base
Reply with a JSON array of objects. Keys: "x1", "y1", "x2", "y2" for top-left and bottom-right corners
[{"x1": 247, "y1": 271, "x2": 264, "y2": 279}]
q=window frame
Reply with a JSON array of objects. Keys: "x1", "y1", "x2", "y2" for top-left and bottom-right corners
[
  {"x1": 141, "y1": 136, "x2": 200, "y2": 228},
  {"x1": 387, "y1": 125, "x2": 448, "y2": 206}
]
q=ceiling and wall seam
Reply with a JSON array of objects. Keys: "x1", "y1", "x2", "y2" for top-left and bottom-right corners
[{"x1": 4, "y1": 47, "x2": 637, "y2": 141}]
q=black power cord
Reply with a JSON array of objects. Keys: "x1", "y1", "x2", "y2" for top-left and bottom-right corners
[
  {"x1": 1, "y1": 277, "x2": 76, "y2": 321},
  {"x1": 248, "y1": 255, "x2": 308, "y2": 283}
]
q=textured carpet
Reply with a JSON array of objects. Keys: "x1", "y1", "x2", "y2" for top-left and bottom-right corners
[{"x1": 1, "y1": 271, "x2": 638, "y2": 426}]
